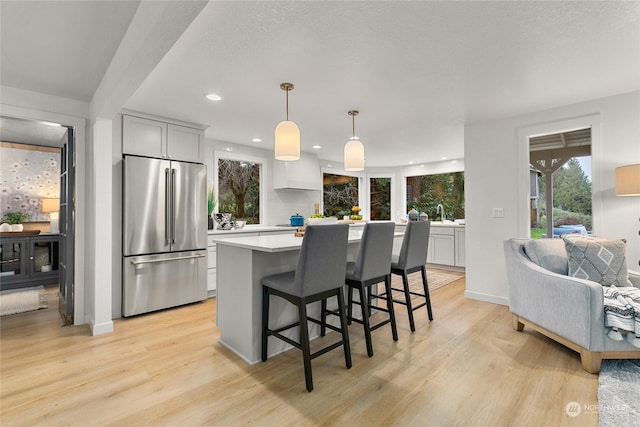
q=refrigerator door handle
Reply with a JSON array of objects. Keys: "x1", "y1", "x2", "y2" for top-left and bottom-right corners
[
  {"x1": 165, "y1": 168, "x2": 171, "y2": 244},
  {"x1": 171, "y1": 168, "x2": 177, "y2": 244},
  {"x1": 130, "y1": 253, "x2": 206, "y2": 266}
]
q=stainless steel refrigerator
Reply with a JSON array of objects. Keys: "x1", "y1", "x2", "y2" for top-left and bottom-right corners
[{"x1": 122, "y1": 155, "x2": 208, "y2": 317}]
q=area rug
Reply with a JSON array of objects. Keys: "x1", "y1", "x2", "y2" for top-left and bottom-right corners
[
  {"x1": 0, "y1": 285, "x2": 48, "y2": 316},
  {"x1": 598, "y1": 359, "x2": 640, "y2": 426},
  {"x1": 378, "y1": 267, "x2": 464, "y2": 299}
]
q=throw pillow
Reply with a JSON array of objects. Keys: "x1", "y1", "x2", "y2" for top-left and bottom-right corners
[
  {"x1": 524, "y1": 239, "x2": 568, "y2": 275},
  {"x1": 562, "y1": 235, "x2": 632, "y2": 287}
]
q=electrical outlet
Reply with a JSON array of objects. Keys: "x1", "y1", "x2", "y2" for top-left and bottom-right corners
[{"x1": 492, "y1": 207, "x2": 504, "y2": 218}]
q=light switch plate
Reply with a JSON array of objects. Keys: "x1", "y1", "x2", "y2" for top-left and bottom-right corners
[{"x1": 492, "y1": 207, "x2": 504, "y2": 218}]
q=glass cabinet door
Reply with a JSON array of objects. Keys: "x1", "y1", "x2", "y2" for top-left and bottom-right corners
[
  {"x1": 30, "y1": 237, "x2": 59, "y2": 277},
  {"x1": 0, "y1": 239, "x2": 28, "y2": 281}
]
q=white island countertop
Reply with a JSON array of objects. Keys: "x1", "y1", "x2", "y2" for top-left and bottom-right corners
[{"x1": 211, "y1": 228, "x2": 381, "y2": 253}]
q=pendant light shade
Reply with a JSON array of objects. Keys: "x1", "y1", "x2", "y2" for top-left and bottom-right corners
[
  {"x1": 344, "y1": 110, "x2": 365, "y2": 171},
  {"x1": 275, "y1": 83, "x2": 300, "y2": 161}
]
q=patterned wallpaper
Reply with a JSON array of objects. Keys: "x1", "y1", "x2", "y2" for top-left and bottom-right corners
[{"x1": 0, "y1": 144, "x2": 60, "y2": 221}]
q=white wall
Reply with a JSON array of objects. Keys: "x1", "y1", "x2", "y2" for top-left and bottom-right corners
[{"x1": 465, "y1": 91, "x2": 640, "y2": 306}]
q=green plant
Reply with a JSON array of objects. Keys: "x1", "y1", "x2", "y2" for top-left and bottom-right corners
[
  {"x1": 207, "y1": 188, "x2": 216, "y2": 216},
  {"x1": 2, "y1": 211, "x2": 29, "y2": 224}
]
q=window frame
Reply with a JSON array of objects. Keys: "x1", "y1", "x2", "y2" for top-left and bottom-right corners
[
  {"x1": 320, "y1": 168, "x2": 365, "y2": 219},
  {"x1": 366, "y1": 173, "x2": 394, "y2": 221},
  {"x1": 214, "y1": 151, "x2": 266, "y2": 225}
]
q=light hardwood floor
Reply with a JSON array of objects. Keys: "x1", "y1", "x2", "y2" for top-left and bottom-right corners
[{"x1": 1, "y1": 279, "x2": 598, "y2": 426}]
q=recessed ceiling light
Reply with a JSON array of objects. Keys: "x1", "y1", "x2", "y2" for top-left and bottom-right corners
[
  {"x1": 408, "y1": 161, "x2": 414, "y2": 165},
  {"x1": 312, "y1": 145, "x2": 322, "y2": 149},
  {"x1": 441, "y1": 157, "x2": 448, "y2": 160},
  {"x1": 225, "y1": 147, "x2": 233, "y2": 152},
  {"x1": 205, "y1": 93, "x2": 223, "y2": 101},
  {"x1": 451, "y1": 160, "x2": 458, "y2": 164},
  {"x1": 420, "y1": 164, "x2": 425, "y2": 167},
  {"x1": 251, "y1": 138, "x2": 262, "y2": 143}
]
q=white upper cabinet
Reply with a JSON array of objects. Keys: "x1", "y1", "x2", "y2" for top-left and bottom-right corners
[
  {"x1": 167, "y1": 124, "x2": 203, "y2": 163},
  {"x1": 123, "y1": 115, "x2": 204, "y2": 163}
]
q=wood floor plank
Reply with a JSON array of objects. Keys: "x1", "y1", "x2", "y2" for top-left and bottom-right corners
[{"x1": 0, "y1": 279, "x2": 598, "y2": 426}]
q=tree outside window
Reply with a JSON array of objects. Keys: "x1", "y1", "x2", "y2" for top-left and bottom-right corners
[
  {"x1": 323, "y1": 173, "x2": 358, "y2": 217},
  {"x1": 370, "y1": 177, "x2": 391, "y2": 220},
  {"x1": 406, "y1": 172, "x2": 464, "y2": 220},
  {"x1": 218, "y1": 159, "x2": 260, "y2": 224}
]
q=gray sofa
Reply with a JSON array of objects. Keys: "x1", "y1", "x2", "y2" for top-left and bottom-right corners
[{"x1": 504, "y1": 238, "x2": 640, "y2": 373}]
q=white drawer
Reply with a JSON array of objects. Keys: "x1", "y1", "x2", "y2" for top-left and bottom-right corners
[
  {"x1": 430, "y1": 226, "x2": 455, "y2": 236},
  {"x1": 207, "y1": 246, "x2": 217, "y2": 268}
]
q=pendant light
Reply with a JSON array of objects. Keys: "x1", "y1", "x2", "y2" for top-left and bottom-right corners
[
  {"x1": 344, "y1": 110, "x2": 364, "y2": 171},
  {"x1": 274, "y1": 82, "x2": 300, "y2": 161}
]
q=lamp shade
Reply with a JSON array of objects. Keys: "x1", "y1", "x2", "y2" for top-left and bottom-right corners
[
  {"x1": 615, "y1": 164, "x2": 640, "y2": 196},
  {"x1": 274, "y1": 120, "x2": 300, "y2": 161},
  {"x1": 344, "y1": 138, "x2": 364, "y2": 171},
  {"x1": 41, "y1": 198, "x2": 60, "y2": 213}
]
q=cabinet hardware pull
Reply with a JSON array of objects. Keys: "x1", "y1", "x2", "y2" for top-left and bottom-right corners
[{"x1": 130, "y1": 254, "x2": 205, "y2": 266}]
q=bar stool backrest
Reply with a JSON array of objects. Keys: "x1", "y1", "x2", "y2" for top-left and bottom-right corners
[
  {"x1": 396, "y1": 221, "x2": 431, "y2": 270},
  {"x1": 294, "y1": 224, "x2": 349, "y2": 297},
  {"x1": 352, "y1": 222, "x2": 395, "y2": 281}
]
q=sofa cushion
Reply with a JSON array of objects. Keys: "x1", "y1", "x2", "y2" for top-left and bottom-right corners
[
  {"x1": 524, "y1": 238, "x2": 568, "y2": 275},
  {"x1": 562, "y1": 235, "x2": 632, "y2": 287}
]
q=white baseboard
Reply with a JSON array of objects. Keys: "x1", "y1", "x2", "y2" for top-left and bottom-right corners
[
  {"x1": 464, "y1": 290, "x2": 509, "y2": 306},
  {"x1": 90, "y1": 320, "x2": 114, "y2": 336}
]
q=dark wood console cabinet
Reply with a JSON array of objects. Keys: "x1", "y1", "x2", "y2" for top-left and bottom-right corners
[{"x1": 0, "y1": 234, "x2": 60, "y2": 291}]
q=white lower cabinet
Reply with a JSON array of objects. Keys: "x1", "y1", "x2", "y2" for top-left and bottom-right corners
[
  {"x1": 429, "y1": 232, "x2": 455, "y2": 265},
  {"x1": 207, "y1": 244, "x2": 217, "y2": 294},
  {"x1": 455, "y1": 228, "x2": 466, "y2": 267}
]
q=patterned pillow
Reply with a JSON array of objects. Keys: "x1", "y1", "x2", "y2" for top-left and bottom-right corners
[{"x1": 562, "y1": 235, "x2": 632, "y2": 287}]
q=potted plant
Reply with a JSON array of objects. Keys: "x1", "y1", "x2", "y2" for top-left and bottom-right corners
[
  {"x1": 207, "y1": 187, "x2": 216, "y2": 230},
  {"x1": 2, "y1": 211, "x2": 29, "y2": 232}
]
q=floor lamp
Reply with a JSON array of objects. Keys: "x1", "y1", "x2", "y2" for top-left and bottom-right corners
[
  {"x1": 42, "y1": 198, "x2": 60, "y2": 234},
  {"x1": 615, "y1": 164, "x2": 640, "y2": 267}
]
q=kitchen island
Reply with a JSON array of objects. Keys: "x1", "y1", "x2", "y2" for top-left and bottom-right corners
[{"x1": 212, "y1": 228, "x2": 403, "y2": 364}]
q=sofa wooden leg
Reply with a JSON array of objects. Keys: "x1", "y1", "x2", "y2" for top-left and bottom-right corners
[
  {"x1": 580, "y1": 350, "x2": 602, "y2": 374},
  {"x1": 512, "y1": 315, "x2": 524, "y2": 332}
]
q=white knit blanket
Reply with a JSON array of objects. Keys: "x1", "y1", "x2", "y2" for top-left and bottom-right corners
[{"x1": 603, "y1": 286, "x2": 640, "y2": 348}]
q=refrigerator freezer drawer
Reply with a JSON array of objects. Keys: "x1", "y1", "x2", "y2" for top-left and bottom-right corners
[{"x1": 123, "y1": 250, "x2": 207, "y2": 317}]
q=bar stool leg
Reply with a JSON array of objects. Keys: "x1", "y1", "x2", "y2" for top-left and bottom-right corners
[
  {"x1": 401, "y1": 272, "x2": 416, "y2": 332},
  {"x1": 421, "y1": 266, "x2": 433, "y2": 321},
  {"x1": 358, "y1": 284, "x2": 374, "y2": 357},
  {"x1": 336, "y1": 289, "x2": 352, "y2": 369},
  {"x1": 297, "y1": 301, "x2": 313, "y2": 392},
  {"x1": 261, "y1": 286, "x2": 270, "y2": 362},
  {"x1": 320, "y1": 299, "x2": 327, "y2": 336},
  {"x1": 347, "y1": 287, "x2": 354, "y2": 325},
  {"x1": 384, "y1": 275, "x2": 398, "y2": 341}
]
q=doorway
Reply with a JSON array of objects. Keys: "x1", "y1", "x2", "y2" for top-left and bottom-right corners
[{"x1": 0, "y1": 115, "x2": 75, "y2": 325}]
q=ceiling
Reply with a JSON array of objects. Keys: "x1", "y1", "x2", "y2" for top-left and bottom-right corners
[{"x1": 1, "y1": 1, "x2": 639, "y2": 166}]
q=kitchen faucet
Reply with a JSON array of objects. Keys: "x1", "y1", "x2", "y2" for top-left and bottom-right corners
[{"x1": 436, "y1": 204, "x2": 445, "y2": 223}]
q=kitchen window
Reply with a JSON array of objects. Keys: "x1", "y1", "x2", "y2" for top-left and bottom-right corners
[
  {"x1": 406, "y1": 172, "x2": 464, "y2": 221},
  {"x1": 217, "y1": 158, "x2": 261, "y2": 224},
  {"x1": 322, "y1": 173, "x2": 359, "y2": 218},
  {"x1": 369, "y1": 177, "x2": 392, "y2": 220}
]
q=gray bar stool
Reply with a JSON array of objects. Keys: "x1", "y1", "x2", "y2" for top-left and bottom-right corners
[
  {"x1": 384, "y1": 220, "x2": 433, "y2": 332},
  {"x1": 261, "y1": 224, "x2": 351, "y2": 392},
  {"x1": 322, "y1": 222, "x2": 398, "y2": 357}
]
